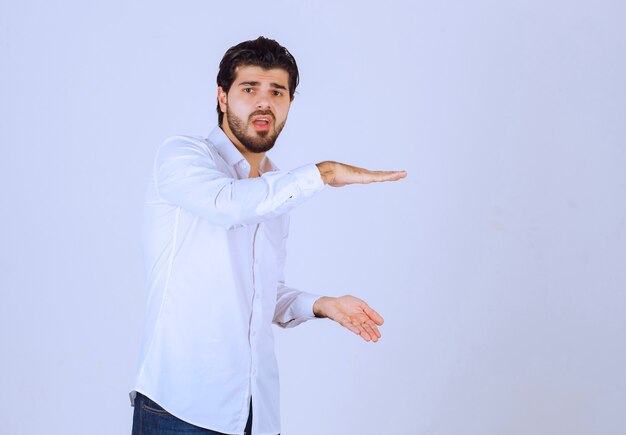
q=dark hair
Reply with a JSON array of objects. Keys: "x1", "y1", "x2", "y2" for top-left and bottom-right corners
[{"x1": 216, "y1": 36, "x2": 299, "y2": 126}]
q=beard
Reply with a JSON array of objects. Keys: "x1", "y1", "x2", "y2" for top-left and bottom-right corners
[{"x1": 226, "y1": 107, "x2": 287, "y2": 154}]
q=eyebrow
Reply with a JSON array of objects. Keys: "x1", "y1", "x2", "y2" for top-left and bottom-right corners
[{"x1": 238, "y1": 81, "x2": 288, "y2": 91}]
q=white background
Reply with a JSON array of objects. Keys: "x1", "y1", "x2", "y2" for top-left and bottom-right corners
[{"x1": 1, "y1": 1, "x2": 625, "y2": 434}]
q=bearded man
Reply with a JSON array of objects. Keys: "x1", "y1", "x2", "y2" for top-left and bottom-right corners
[{"x1": 130, "y1": 36, "x2": 406, "y2": 435}]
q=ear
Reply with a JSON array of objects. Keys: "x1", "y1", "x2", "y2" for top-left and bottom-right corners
[{"x1": 217, "y1": 86, "x2": 228, "y2": 113}]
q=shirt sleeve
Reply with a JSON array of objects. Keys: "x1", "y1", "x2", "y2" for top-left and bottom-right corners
[
  {"x1": 272, "y1": 215, "x2": 323, "y2": 328},
  {"x1": 154, "y1": 136, "x2": 325, "y2": 228}
]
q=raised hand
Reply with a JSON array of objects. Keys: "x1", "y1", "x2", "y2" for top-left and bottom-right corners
[
  {"x1": 316, "y1": 161, "x2": 407, "y2": 187},
  {"x1": 313, "y1": 295, "x2": 384, "y2": 342}
]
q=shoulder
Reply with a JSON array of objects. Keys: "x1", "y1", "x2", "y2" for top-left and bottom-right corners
[{"x1": 156, "y1": 135, "x2": 219, "y2": 161}]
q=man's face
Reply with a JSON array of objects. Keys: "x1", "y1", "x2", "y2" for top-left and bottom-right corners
[{"x1": 218, "y1": 65, "x2": 293, "y2": 154}]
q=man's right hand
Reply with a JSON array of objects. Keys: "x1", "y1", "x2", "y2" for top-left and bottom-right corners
[{"x1": 315, "y1": 161, "x2": 407, "y2": 187}]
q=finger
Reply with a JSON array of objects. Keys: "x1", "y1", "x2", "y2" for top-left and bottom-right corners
[
  {"x1": 340, "y1": 318, "x2": 362, "y2": 336},
  {"x1": 353, "y1": 320, "x2": 371, "y2": 342},
  {"x1": 363, "y1": 170, "x2": 407, "y2": 184},
  {"x1": 362, "y1": 321, "x2": 380, "y2": 342},
  {"x1": 365, "y1": 319, "x2": 381, "y2": 339},
  {"x1": 364, "y1": 306, "x2": 384, "y2": 326}
]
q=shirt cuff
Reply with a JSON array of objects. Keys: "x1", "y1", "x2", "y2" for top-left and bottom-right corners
[
  {"x1": 295, "y1": 292, "x2": 324, "y2": 320},
  {"x1": 291, "y1": 163, "x2": 325, "y2": 195},
  {"x1": 278, "y1": 292, "x2": 323, "y2": 328}
]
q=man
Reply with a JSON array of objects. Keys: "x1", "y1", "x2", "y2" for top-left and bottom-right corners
[{"x1": 130, "y1": 36, "x2": 406, "y2": 435}]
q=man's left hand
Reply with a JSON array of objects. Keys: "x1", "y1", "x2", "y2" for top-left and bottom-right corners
[{"x1": 313, "y1": 295, "x2": 384, "y2": 342}]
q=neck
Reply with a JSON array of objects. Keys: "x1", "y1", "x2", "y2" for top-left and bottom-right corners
[{"x1": 220, "y1": 122, "x2": 265, "y2": 178}]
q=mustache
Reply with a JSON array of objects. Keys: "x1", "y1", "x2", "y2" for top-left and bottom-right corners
[{"x1": 248, "y1": 110, "x2": 275, "y2": 121}]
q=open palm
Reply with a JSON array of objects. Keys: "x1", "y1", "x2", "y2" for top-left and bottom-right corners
[{"x1": 313, "y1": 295, "x2": 384, "y2": 342}]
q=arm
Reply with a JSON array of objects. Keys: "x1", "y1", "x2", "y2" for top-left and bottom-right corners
[
  {"x1": 155, "y1": 137, "x2": 407, "y2": 228},
  {"x1": 271, "y1": 213, "x2": 386, "y2": 341},
  {"x1": 271, "y1": 163, "x2": 403, "y2": 334},
  {"x1": 155, "y1": 136, "x2": 324, "y2": 228},
  {"x1": 273, "y1": 282, "x2": 386, "y2": 342}
]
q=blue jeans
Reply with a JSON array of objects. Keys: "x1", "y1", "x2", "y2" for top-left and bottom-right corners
[{"x1": 131, "y1": 392, "x2": 253, "y2": 435}]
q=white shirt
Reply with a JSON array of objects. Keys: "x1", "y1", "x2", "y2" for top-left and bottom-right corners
[{"x1": 130, "y1": 126, "x2": 326, "y2": 435}]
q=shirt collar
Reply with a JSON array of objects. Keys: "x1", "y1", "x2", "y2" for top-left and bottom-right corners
[
  {"x1": 207, "y1": 126, "x2": 277, "y2": 176},
  {"x1": 208, "y1": 126, "x2": 245, "y2": 167}
]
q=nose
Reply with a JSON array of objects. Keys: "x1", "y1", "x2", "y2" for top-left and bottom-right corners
[{"x1": 255, "y1": 90, "x2": 271, "y2": 109}]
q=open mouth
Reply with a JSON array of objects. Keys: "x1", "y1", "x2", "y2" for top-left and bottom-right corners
[{"x1": 251, "y1": 115, "x2": 272, "y2": 131}]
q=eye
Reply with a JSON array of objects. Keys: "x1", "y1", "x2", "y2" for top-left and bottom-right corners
[
  {"x1": 243, "y1": 88, "x2": 253, "y2": 93},
  {"x1": 273, "y1": 90, "x2": 283, "y2": 97}
]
